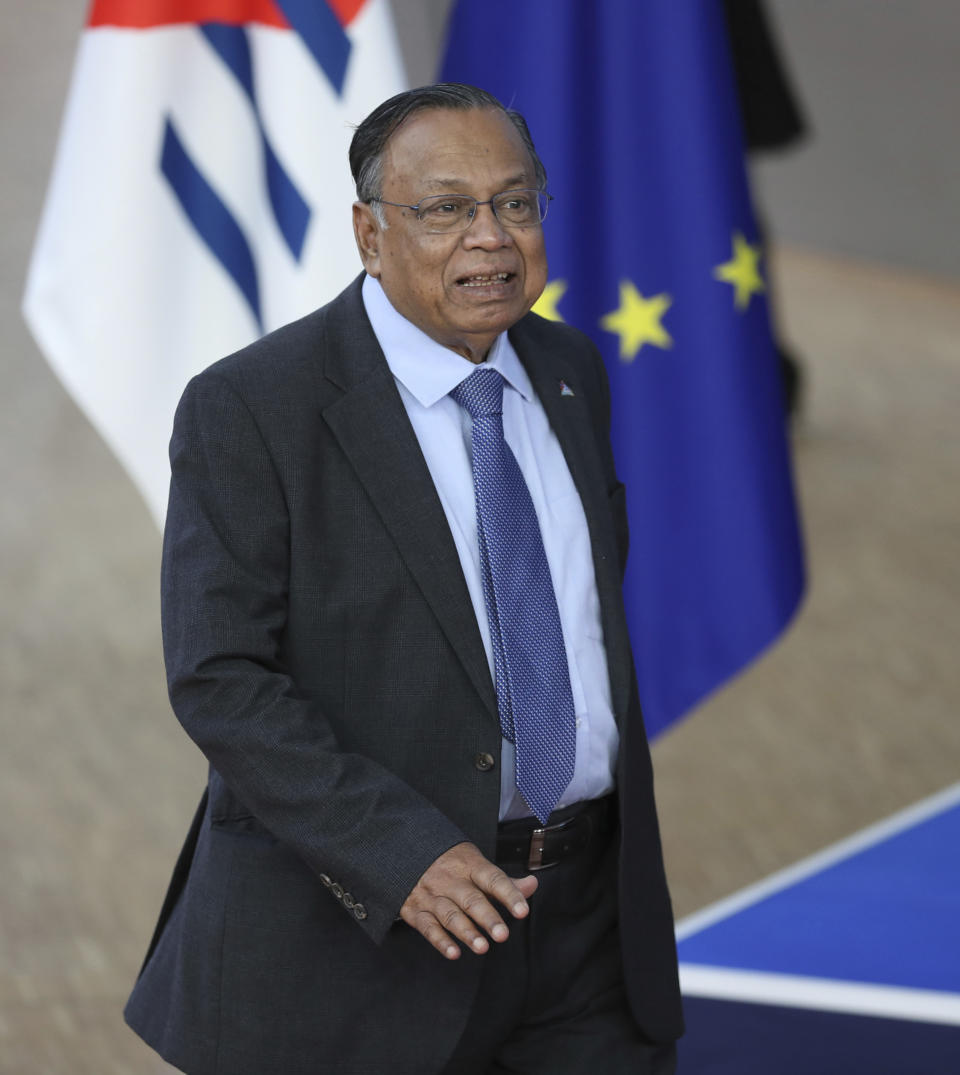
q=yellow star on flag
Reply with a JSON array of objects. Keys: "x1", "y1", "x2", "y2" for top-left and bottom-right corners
[
  {"x1": 713, "y1": 231, "x2": 765, "y2": 310},
  {"x1": 600, "y1": 281, "x2": 672, "y2": 361},
  {"x1": 532, "y1": 279, "x2": 567, "y2": 322}
]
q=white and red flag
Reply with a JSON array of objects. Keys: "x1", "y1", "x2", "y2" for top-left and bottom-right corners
[{"x1": 24, "y1": 0, "x2": 407, "y2": 523}]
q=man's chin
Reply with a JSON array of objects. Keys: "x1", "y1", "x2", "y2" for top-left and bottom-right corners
[{"x1": 449, "y1": 295, "x2": 533, "y2": 334}]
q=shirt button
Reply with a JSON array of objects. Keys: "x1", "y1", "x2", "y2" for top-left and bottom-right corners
[
  {"x1": 474, "y1": 752, "x2": 496, "y2": 772},
  {"x1": 575, "y1": 718, "x2": 583, "y2": 729}
]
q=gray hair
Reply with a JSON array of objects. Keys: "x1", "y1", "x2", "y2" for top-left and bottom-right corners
[{"x1": 349, "y1": 82, "x2": 547, "y2": 226}]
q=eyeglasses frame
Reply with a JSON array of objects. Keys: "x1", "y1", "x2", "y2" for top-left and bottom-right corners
[{"x1": 369, "y1": 188, "x2": 553, "y2": 232}]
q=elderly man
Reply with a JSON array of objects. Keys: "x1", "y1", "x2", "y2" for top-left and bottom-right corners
[{"x1": 125, "y1": 83, "x2": 683, "y2": 1075}]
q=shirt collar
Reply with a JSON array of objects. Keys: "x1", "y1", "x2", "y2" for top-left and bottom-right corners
[{"x1": 362, "y1": 275, "x2": 534, "y2": 407}]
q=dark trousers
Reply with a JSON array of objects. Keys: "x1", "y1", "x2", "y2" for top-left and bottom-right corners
[{"x1": 441, "y1": 805, "x2": 677, "y2": 1075}]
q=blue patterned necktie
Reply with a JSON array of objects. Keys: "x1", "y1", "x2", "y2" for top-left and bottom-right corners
[{"x1": 451, "y1": 367, "x2": 576, "y2": 824}]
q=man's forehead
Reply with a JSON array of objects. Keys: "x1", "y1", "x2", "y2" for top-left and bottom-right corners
[
  {"x1": 382, "y1": 108, "x2": 533, "y2": 189},
  {"x1": 386, "y1": 108, "x2": 528, "y2": 158},
  {"x1": 416, "y1": 171, "x2": 534, "y2": 194}
]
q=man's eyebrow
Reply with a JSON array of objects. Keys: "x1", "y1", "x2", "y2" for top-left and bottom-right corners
[{"x1": 418, "y1": 173, "x2": 532, "y2": 194}]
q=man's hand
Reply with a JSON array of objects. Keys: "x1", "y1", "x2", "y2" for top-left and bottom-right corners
[{"x1": 400, "y1": 842, "x2": 538, "y2": 960}]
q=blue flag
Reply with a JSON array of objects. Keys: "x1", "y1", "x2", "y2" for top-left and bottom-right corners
[{"x1": 442, "y1": 0, "x2": 805, "y2": 737}]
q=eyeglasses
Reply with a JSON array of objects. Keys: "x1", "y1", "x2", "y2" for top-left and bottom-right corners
[{"x1": 371, "y1": 189, "x2": 552, "y2": 234}]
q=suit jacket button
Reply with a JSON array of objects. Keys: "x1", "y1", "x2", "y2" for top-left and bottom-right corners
[
  {"x1": 319, "y1": 874, "x2": 332, "y2": 888},
  {"x1": 354, "y1": 904, "x2": 368, "y2": 920},
  {"x1": 343, "y1": 893, "x2": 355, "y2": 909},
  {"x1": 331, "y1": 883, "x2": 344, "y2": 899},
  {"x1": 474, "y1": 752, "x2": 496, "y2": 772}
]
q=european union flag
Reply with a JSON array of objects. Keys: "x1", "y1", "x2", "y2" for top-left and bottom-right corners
[{"x1": 442, "y1": 0, "x2": 805, "y2": 737}]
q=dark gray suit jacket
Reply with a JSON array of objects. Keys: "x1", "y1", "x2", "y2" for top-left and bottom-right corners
[{"x1": 125, "y1": 276, "x2": 682, "y2": 1074}]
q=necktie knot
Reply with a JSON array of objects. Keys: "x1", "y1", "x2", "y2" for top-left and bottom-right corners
[{"x1": 450, "y1": 367, "x2": 504, "y2": 420}]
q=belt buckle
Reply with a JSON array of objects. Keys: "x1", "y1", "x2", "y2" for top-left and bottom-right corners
[{"x1": 526, "y1": 817, "x2": 573, "y2": 871}]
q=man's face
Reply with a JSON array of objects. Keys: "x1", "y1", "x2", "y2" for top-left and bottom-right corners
[{"x1": 353, "y1": 107, "x2": 548, "y2": 363}]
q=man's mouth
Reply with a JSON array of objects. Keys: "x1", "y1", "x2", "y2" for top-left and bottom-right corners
[{"x1": 457, "y1": 272, "x2": 514, "y2": 288}]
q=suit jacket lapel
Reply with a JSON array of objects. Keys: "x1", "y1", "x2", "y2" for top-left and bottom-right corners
[
  {"x1": 317, "y1": 280, "x2": 498, "y2": 723},
  {"x1": 511, "y1": 324, "x2": 634, "y2": 725}
]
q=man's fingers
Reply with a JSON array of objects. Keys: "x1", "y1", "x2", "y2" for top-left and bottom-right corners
[
  {"x1": 403, "y1": 906, "x2": 461, "y2": 960},
  {"x1": 514, "y1": 874, "x2": 539, "y2": 902},
  {"x1": 402, "y1": 897, "x2": 491, "y2": 958},
  {"x1": 439, "y1": 895, "x2": 494, "y2": 952},
  {"x1": 459, "y1": 887, "x2": 508, "y2": 943},
  {"x1": 400, "y1": 843, "x2": 541, "y2": 959},
  {"x1": 471, "y1": 863, "x2": 535, "y2": 919}
]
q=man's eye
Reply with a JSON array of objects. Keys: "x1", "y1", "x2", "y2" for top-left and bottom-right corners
[{"x1": 425, "y1": 200, "x2": 466, "y2": 216}]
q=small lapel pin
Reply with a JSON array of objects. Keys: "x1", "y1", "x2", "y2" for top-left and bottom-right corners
[{"x1": 559, "y1": 380, "x2": 575, "y2": 397}]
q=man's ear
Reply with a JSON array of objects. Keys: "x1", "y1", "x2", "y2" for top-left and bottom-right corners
[{"x1": 352, "y1": 202, "x2": 382, "y2": 277}]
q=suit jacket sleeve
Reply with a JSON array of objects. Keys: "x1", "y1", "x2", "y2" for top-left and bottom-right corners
[{"x1": 161, "y1": 369, "x2": 469, "y2": 944}]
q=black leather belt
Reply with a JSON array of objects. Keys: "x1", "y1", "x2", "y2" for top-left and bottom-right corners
[{"x1": 496, "y1": 795, "x2": 617, "y2": 871}]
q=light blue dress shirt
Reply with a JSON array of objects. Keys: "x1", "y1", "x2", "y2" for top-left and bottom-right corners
[{"x1": 362, "y1": 275, "x2": 618, "y2": 821}]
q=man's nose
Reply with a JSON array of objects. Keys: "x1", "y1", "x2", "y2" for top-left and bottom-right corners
[{"x1": 462, "y1": 201, "x2": 511, "y2": 247}]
